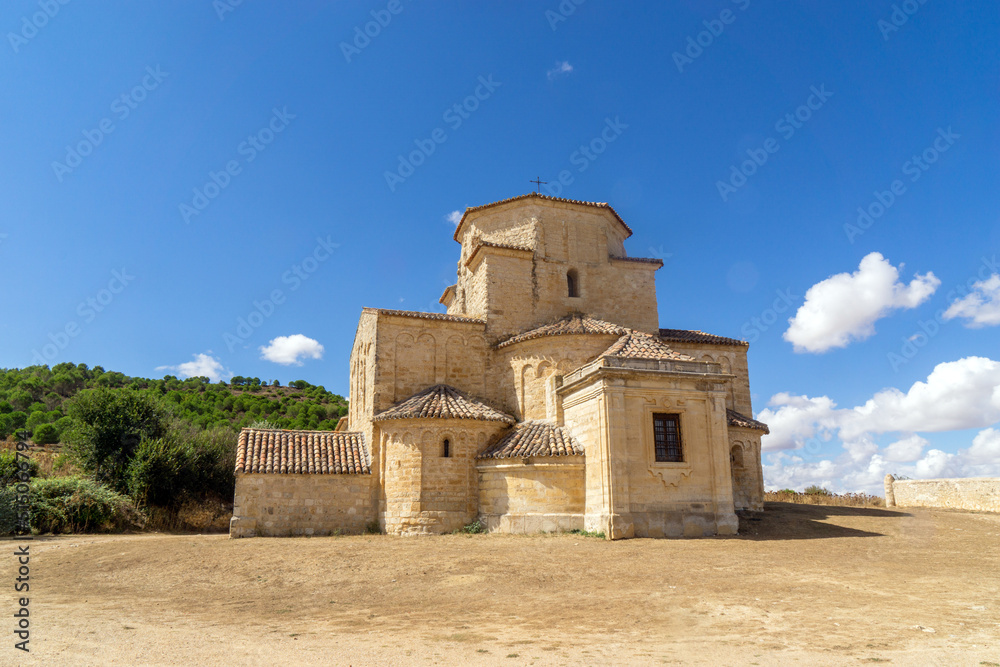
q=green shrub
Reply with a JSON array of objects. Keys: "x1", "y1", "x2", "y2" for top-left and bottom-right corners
[
  {"x1": 0, "y1": 486, "x2": 18, "y2": 535},
  {"x1": 33, "y1": 423, "x2": 59, "y2": 444},
  {"x1": 0, "y1": 451, "x2": 39, "y2": 485},
  {"x1": 126, "y1": 426, "x2": 237, "y2": 508},
  {"x1": 803, "y1": 485, "x2": 831, "y2": 496},
  {"x1": 28, "y1": 477, "x2": 143, "y2": 534},
  {"x1": 458, "y1": 519, "x2": 485, "y2": 534}
]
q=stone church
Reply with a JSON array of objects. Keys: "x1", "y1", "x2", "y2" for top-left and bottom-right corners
[{"x1": 230, "y1": 193, "x2": 768, "y2": 539}]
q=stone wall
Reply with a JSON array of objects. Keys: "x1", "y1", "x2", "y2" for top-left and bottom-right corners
[
  {"x1": 477, "y1": 458, "x2": 585, "y2": 533},
  {"x1": 452, "y1": 200, "x2": 660, "y2": 341},
  {"x1": 885, "y1": 475, "x2": 1000, "y2": 513},
  {"x1": 660, "y1": 342, "x2": 752, "y2": 415},
  {"x1": 379, "y1": 419, "x2": 508, "y2": 535},
  {"x1": 560, "y1": 365, "x2": 738, "y2": 538},
  {"x1": 230, "y1": 473, "x2": 374, "y2": 537}
]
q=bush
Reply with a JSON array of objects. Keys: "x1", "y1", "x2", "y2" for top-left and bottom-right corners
[
  {"x1": 126, "y1": 427, "x2": 237, "y2": 508},
  {"x1": 0, "y1": 486, "x2": 18, "y2": 535},
  {"x1": 65, "y1": 388, "x2": 169, "y2": 493},
  {"x1": 803, "y1": 485, "x2": 831, "y2": 496},
  {"x1": 0, "y1": 451, "x2": 39, "y2": 484},
  {"x1": 33, "y1": 423, "x2": 59, "y2": 444},
  {"x1": 28, "y1": 477, "x2": 144, "y2": 534}
]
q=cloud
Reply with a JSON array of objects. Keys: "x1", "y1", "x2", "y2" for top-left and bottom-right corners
[
  {"x1": 943, "y1": 273, "x2": 1000, "y2": 328},
  {"x1": 156, "y1": 353, "x2": 230, "y2": 382},
  {"x1": 783, "y1": 252, "x2": 940, "y2": 353},
  {"x1": 259, "y1": 335, "x2": 324, "y2": 366},
  {"x1": 966, "y1": 427, "x2": 1000, "y2": 465},
  {"x1": 882, "y1": 434, "x2": 928, "y2": 462},
  {"x1": 446, "y1": 210, "x2": 462, "y2": 226},
  {"x1": 759, "y1": 356, "x2": 1000, "y2": 493},
  {"x1": 546, "y1": 61, "x2": 573, "y2": 80}
]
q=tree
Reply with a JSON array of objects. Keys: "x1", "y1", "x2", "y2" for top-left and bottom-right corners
[
  {"x1": 65, "y1": 388, "x2": 169, "y2": 493},
  {"x1": 33, "y1": 423, "x2": 59, "y2": 445},
  {"x1": 25, "y1": 411, "x2": 49, "y2": 431}
]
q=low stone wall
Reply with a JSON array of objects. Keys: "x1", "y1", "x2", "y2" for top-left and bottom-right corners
[
  {"x1": 477, "y1": 458, "x2": 585, "y2": 533},
  {"x1": 230, "y1": 473, "x2": 375, "y2": 538},
  {"x1": 885, "y1": 475, "x2": 1000, "y2": 513}
]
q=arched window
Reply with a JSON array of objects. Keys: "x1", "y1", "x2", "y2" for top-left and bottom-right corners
[
  {"x1": 567, "y1": 269, "x2": 579, "y2": 298},
  {"x1": 442, "y1": 438, "x2": 451, "y2": 458},
  {"x1": 730, "y1": 445, "x2": 744, "y2": 469}
]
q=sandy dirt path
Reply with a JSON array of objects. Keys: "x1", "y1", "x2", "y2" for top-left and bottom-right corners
[{"x1": 2, "y1": 502, "x2": 998, "y2": 666}]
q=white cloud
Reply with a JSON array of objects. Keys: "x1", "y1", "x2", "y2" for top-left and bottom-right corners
[
  {"x1": 757, "y1": 393, "x2": 839, "y2": 452},
  {"x1": 842, "y1": 356, "x2": 1000, "y2": 438},
  {"x1": 156, "y1": 353, "x2": 230, "y2": 382},
  {"x1": 882, "y1": 434, "x2": 928, "y2": 462},
  {"x1": 446, "y1": 210, "x2": 462, "y2": 226},
  {"x1": 760, "y1": 356, "x2": 1000, "y2": 493},
  {"x1": 965, "y1": 427, "x2": 1000, "y2": 465},
  {"x1": 547, "y1": 61, "x2": 573, "y2": 80},
  {"x1": 783, "y1": 252, "x2": 940, "y2": 353},
  {"x1": 943, "y1": 273, "x2": 1000, "y2": 328},
  {"x1": 259, "y1": 335, "x2": 324, "y2": 366}
]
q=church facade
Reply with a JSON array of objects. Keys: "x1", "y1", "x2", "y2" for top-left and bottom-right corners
[{"x1": 230, "y1": 193, "x2": 768, "y2": 540}]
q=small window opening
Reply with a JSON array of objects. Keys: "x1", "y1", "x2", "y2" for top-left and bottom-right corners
[
  {"x1": 567, "y1": 269, "x2": 579, "y2": 297},
  {"x1": 442, "y1": 438, "x2": 451, "y2": 458}
]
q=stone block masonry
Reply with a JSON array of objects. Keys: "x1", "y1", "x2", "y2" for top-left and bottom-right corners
[
  {"x1": 231, "y1": 473, "x2": 375, "y2": 537},
  {"x1": 885, "y1": 475, "x2": 1000, "y2": 513}
]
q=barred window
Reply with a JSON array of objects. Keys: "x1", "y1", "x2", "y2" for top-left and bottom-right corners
[{"x1": 653, "y1": 413, "x2": 683, "y2": 462}]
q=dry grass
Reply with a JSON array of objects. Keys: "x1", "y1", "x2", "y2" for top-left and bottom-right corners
[{"x1": 765, "y1": 489, "x2": 885, "y2": 507}]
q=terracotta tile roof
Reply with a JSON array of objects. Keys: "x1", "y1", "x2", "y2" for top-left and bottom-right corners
[
  {"x1": 465, "y1": 240, "x2": 533, "y2": 268},
  {"x1": 363, "y1": 307, "x2": 485, "y2": 324},
  {"x1": 453, "y1": 192, "x2": 632, "y2": 241},
  {"x1": 374, "y1": 384, "x2": 515, "y2": 423},
  {"x1": 610, "y1": 256, "x2": 664, "y2": 266},
  {"x1": 478, "y1": 421, "x2": 585, "y2": 459},
  {"x1": 727, "y1": 409, "x2": 770, "y2": 434},
  {"x1": 601, "y1": 331, "x2": 695, "y2": 361},
  {"x1": 495, "y1": 314, "x2": 630, "y2": 349},
  {"x1": 236, "y1": 428, "x2": 370, "y2": 474},
  {"x1": 658, "y1": 328, "x2": 748, "y2": 347}
]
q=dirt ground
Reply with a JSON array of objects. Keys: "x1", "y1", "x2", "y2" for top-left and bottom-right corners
[{"x1": 3, "y1": 503, "x2": 999, "y2": 666}]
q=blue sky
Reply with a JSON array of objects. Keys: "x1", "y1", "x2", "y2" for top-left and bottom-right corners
[{"x1": 2, "y1": 1, "x2": 998, "y2": 492}]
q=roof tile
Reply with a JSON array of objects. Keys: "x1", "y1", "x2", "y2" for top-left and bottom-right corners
[
  {"x1": 601, "y1": 331, "x2": 695, "y2": 361},
  {"x1": 658, "y1": 328, "x2": 748, "y2": 347},
  {"x1": 496, "y1": 314, "x2": 629, "y2": 349},
  {"x1": 236, "y1": 428, "x2": 370, "y2": 474},
  {"x1": 727, "y1": 409, "x2": 770, "y2": 434},
  {"x1": 454, "y1": 192, "x2": 632, "y2": 241},
  {"x1": 374, "y1": 384, "x2": 515, "y2": 423},
  {"x1": 478, "y1": 421, "x2": 585, "y2": 459}
]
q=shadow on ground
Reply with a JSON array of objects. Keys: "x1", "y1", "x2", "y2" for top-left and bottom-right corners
[{"x1": 734, "y1": 502, "x2": 912, "y2": 540}]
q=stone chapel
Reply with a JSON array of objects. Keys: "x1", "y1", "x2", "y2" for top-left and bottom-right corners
[{"x1": 230, "y1": 193, "x2": 769, "y2": 539}]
